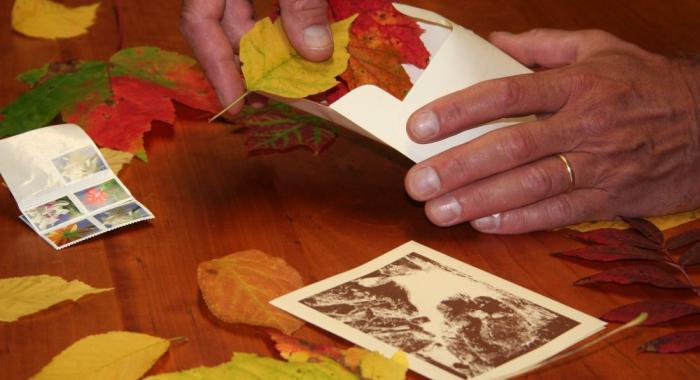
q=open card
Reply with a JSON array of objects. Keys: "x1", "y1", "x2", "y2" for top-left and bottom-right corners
[
  {"x1": 0, "y1": 124, "x2": 154, "y2": 250},
  {"x1": 272, "y1": 241, "x2": 606, "y2": 379},
  {"x1": 277, "y1": 4, "x2": 533, "y2": 162}
]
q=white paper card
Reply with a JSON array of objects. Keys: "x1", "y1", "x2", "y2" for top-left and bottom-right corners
[
  {"x1": 0, "y1": 124, "x2": 154, "y2": 250},
  {"x1": 272, "y1": 241, "x2": 606, "y2": 379},
  {"x1": 277, "y1": 4, "x2": 533, "y2": 163}
]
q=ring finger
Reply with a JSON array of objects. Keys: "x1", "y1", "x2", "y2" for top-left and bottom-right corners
[{"x1": 423, "y1": 152, "x2": 589, "y2": 226}]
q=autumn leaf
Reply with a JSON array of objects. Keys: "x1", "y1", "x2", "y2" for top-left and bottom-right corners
[
  {"x1": 574, "y1": 265, "x2": 691, "y2": 289},
  {"x1": 234, "y1": 101, "x2": 337, "y2": 154},
  {"x1": 553, "y1": 245, "x2": 665, "y2": 263},
  {"x1": 31, "y1": 331, "x2": 170, "y2": 379},
  {"x1": 197, "y1": 249, "x2": 305, "y2": 334},
  {"x1": 101, "y1": 148, "x2": 135, "y2": 175},
  {"x1": 0, "y1": 275, "x2": 111, "y2": 322},
  {"x1": 329, "y1": 0, "x2": 429, "y2": 68},
  {"x1": 240, "y1": 16, "x2": 355, "y2": 99},
  {"x1": 602, "y1": 300, "x2": 700, "y2": 325},
  {"x1": 622, "y1": 217, "x2": 664, "y2": 246},
  {"x1": 270, "y1": 332, "x2": 409, "y2": 380},
  {"x1": 568, "y1": 228, "x2": 662, "y2": 250},
  {"x1": 639, "y1": 331, "x2": 700, "y2": 353},
  {"x1": 666, "y1": 229, "x2": 700, "y2": 250},
  {"x1": 12, "y1": 0, "x2": 99, "y2": 40},
  {"x1": 340, "y1": 33, "x2": 412, "y2": 100},
  {"x1": 0, "y1": 60, "x2": 110, "y2": 138},
  {"x1": 146, "y1": 352, "x2": 358, "y2": 379},
  {"x1": 679, "y1": 243, "x2": 700, "y2": 267}
]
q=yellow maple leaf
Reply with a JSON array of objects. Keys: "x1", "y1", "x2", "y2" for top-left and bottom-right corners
[
  {"x1": 241, "y1": 15, "x2": 355, "y2": 98},
  {"x1": 12, "y1": 0, "x2": 100, "y2": 40},
  {"x1": 100, "y1": 147, "x2": 134, "y2": 175},
  {"x1": 343, "y1": 348, "x2": 408, "y2": 380},
  {"x1": 0, "y1": 274, "x2": 111, "y2": 322},
  {"x1": 31, "y1": 331, "x2": 170, "y2": 380},
  {"x1": 197, "y1": 249, "x2": 305, "y2": 334}
]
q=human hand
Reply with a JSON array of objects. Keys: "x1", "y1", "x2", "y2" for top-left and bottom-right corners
[
  {"x1": 180, "y1": 0, "x2": 332, "y2": 114},
  {"x1": 404, "y1": 29, "x2": 700, "y2": 234}
]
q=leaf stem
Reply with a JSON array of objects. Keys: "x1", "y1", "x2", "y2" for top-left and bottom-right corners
[
  {"x1": 209, "y1": 91, "x2": 251, "y2": 122},
  {"x1": 502, "y1": 313, "x2": 648, "y2": 379},
  {"x1": 168, "y1": 336, "x2": 189, "y2": 344},
  {"x1": 662, "y1": 248, "x2": 700, "y2": 296}
]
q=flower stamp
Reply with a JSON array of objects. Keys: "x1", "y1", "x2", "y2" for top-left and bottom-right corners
[
  {"x1": 45, "y1": 219, "x2": 101, "y2": 248},
  {"x1": 94, "y1": 202, "x2": 152, "y2": 229},
  {"x1": 74, "y1": 179, "x2": 129, "y2": 212},
  {"x1": 52, "y1": 146, "x2": 108, "y2": 183},
  {"x1": 25, "y1": 196, "x2": 82, "y2": 231}
]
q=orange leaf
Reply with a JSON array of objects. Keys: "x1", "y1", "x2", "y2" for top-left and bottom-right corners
[
  {"x1": 341, "y1": 34, "x2": 412, "y2": 100},
  {"x1": 197, "y1": 250, "x2": 305, "y2": 334}
]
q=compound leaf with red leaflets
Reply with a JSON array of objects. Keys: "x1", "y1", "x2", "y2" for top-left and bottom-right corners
[
  {"x1": 602, "y1": 300, "x2": 700, "y2": 325},
  {"x1": 569, "y1": 228, "x2": 662, "y2": 250},
  {"x1": 666, "y1": 229, "x2": 700, "y2": 250},
  {"x1": 554, "y1": 245, "x2": 664, "y2": 263},
  {"x1": 574, "y1": 265, "x2": 691, "y2": 289},
  {"x1": 640, "y1": 331, "x2": 700, "y2": 353},
  {"x1": 622, "y1": 217, "x2": 664, "y2": 246},
  {"x1": 679, "y1": 243, "x2": 700, "y2": 267}
]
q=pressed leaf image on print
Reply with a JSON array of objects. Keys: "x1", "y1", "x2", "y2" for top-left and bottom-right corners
[{"x1": 300, "y1": 252, "x2": 579, "y2": 379}]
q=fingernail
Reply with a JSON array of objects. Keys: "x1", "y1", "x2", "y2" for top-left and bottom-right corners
[
  {"x1": 472, "y1": 213, "x2": 502, "y2": 232},
  {"x1": 409, "y1": 111, "x2": 439, "y2": 140},
  {"x1": 303, "y1": 24, "x2": 332, "y2": 50},
  {"x1": 408, "y1": 166, "x2": 441, "y2": 198},
  {"x1": 428, "y1": 196, "x2": 462, "y2": 225}
]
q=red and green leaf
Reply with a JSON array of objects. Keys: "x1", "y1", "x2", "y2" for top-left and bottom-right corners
[
  {"x1": 640, "y1": 331, "x2": 700, "y2": 353},
  {"x1": 553, "y1": 245, "x2": 665, "y2": 263},
  {"x1": 666, "y1": 229, "x2": 700, "y2": 250},
  {"x1": 574, "y1": 265, "x2": 691, "y2": 289},
  {"x1": 568, "y1": 228, "x2": 662, "y2": 250},
  {"x1": 234, "y1": 102, "x2": 337, "y2": 154},
  {"x1": 601, "y1": 300, "x2": 700, "y2": 325}
]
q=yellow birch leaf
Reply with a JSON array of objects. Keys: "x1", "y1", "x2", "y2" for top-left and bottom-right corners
[
  {"x1": 343, "y1": 348, "x2": 408, "y2": 380},
  {"x1": 567, "y1": 208, "x2": 700, "y2": 232},
  {"x1": 197, "y1": 249, "x2": 305, "y2": 334},
  {"x1": 31, "y1": 331, "x2": 170, "y2": 380},
  {"x1": 100, "y1": 148, "x2": 135, "y2": 175},
  {"x1": 240, "y1": 15, "x2": 356, "y2": 99},
  {"x1": 12, "y1": 0, "x2": 100, "y2": 40},
  {"x1": 0, "y1": 274, "x2": 112, "y2": 322}
]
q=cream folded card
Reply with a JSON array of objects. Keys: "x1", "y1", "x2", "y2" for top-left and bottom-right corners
[
  {"x1": 272, "y1": 241, "x2": 605, "y2": 379},
  {"x1": 0, "y1": 124, "x2": 154, "y2": 249},
  {"x1": 278, "y1": 4, "x2": 532, "y2": 162}
]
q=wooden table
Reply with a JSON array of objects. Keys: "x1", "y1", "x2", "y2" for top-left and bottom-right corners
[{"x1": 2, "y1": 1, "x2": 700, "y2": 379}]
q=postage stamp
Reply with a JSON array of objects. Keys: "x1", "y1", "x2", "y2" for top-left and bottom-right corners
[
  {"x1": 94, "y1": 202, "x2": 153, "y2": 229},
  {"x1": 74, "y1": 179, "x2": 130, "y2": 212},
  {"x1": 24, "y1": 196, "x2": 82, "y2": 231},
  {"x1": 43, "y1": 219, "x2": 101, "y2": 249},
  {"x1": 51, "y1": 146, "x2": 108, "y2": 183}
]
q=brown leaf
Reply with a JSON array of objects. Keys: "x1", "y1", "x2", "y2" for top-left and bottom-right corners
[
  {"x1": 679, "y1": 242, "x2": 700, "y2": 267},
  {"x1": 666, "y1": 229, "x2": 700, "y2": 250},
  {"x1": 568, "y1": 228, "x2": 662, "y2": 250},
  {"x1": 601, "y1": 300, "x2": 700, "y2": 325},
  {"x1": 553, "y1": 245, "x2": 664, "y2": 263},
  {"x1": 340, "y1": 34, "x2": 412, "y2": 100},
  {"x1": 197, "y1": 250, "x2": 305, "y2": 334},
  {"x1": 640, "y1": 331, "x2": 700, "y2": 353},
  {"x1": 622, "y1": 217, "x2": 664, "y2": 246},
  {"x1": 574, "y1": 265, "x2": 691, "y2": 289}
]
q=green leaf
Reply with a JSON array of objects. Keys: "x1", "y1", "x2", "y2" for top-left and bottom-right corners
[
  {"x1": 0, "y1": 61, "x2": 110, "y2": 137},
  {"x1": 16, "y1": 64, "x2": 49, "y2": 86},
  {"x1": 109, "y1": 46, "x2": 196, "y2": 87},
  {"x1": 146, "y1": 352, "x2": 358, "y2": 380}
]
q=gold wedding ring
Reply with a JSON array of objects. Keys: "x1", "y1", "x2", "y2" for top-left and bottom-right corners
[{"x1": 557, "y1": 154, "x2": 575, "y2": 193}]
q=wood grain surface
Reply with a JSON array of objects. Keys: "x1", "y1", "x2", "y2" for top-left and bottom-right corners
[{"x1": 1, "y1": 1, "x2": 700, "y2": 379}]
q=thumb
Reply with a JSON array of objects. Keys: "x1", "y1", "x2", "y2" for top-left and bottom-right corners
[
  {"x1": 489, "y1": 28, "x2": 630, "y2": 68},
  {"x1": 279, "y1": 0, "x2": 333, "y2": 61}
]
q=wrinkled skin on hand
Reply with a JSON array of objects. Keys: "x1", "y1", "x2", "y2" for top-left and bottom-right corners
[
  {"x1": 180, "y1": 0, "x2": 332, "y2": 115},
  {"x1": 404, "y1": 29, "x2": 700, "y2": 234}
]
